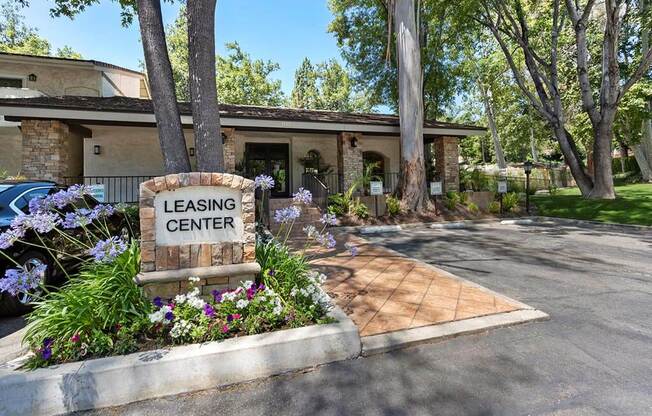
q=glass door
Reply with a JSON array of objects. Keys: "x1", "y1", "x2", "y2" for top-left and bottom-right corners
[{"x1": 245, "y1": 143, "x2": 290, "y2": 198}]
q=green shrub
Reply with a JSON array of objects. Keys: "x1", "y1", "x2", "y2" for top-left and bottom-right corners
[
  {"x1": 445, "y1": 191, "x2": 460, "y2": 210},
  {"x1": 612, "y1": 155, "x2": 640, "y2": 174},
  {"x1": 467, "y1": 202, "x2": 480, "y2": 214},
  {"x1": 458, "y1": 191, "x2": 470, "y2": 206},
  {"x1": 386, "y1": 195, "x2": 401, "y2": 216},
  {"x1": 488, "y1": 201, "x2": 501, "y2": 214},
  {"x1": 23, "y1": 241, "x2": 151, "y2": 367},
  {"x1": 327, "y1": 193, "x2": 349, "y2": 216},
  {"x1": 502, "y1": 192, "x2": 520, "y2": 212},
  {"x1": 352, "y1": 199, "x2": 369, "y2": 219}
]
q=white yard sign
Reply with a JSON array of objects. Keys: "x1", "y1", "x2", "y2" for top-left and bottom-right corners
[
  {"x1": 430, "y1": 181, "x2": 443, "y2": 196},
  {"x1": 369, "y1": 181, "x2": 384, "y2": 196},
  {"x1": 154, "y1": 186, "x2": 244, "y2": 246}
]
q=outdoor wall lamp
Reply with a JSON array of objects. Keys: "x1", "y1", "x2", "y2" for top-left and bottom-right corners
[
  {"x1": 221, "y1": 133, "x2": 227, "y2": 144},
  {"x1": 189, "y1": 147, "x2": 195, "y2": 157},
  {"x1": 93, "y1": 144, "x2": 101, "y2": 155},
  {"x1": 28, "y1": 73, "x2": 37, "y2": 82},
  {"x1": 350, "y1": 137, "x2": 358, "y2": 148}
]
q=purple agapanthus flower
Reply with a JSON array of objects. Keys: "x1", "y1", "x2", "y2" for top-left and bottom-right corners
[
  {"x1": 345, "y1": 242, "x2": 358, "y2": 257},
  {"x1": 273, "y1": 206, "x2": 301, "y2": 224},
  {"x1": 28, "y1": 196, "x2": 52, "y2": 214},
  {"x1": 203, "y1": 303, "x2": 216, "y2": 318},
  {"x1": 62, "y1": 209, "x2": 93, "y2": 229},
  {"x1": 254, "y1": 174, "x2": 275, "y2": 191},
  {"x1": 87, "y1": 237, "x2": 127, "y2": 263},
  {"x1": 320, "y1": 213, "x2": 337, "y2": 226},
  {"x1": 90, "y1": 204, "x2": 115, "y2": 220},
  {"x1": 293, "y1": 187, "x2": 313, "y2": 205},
  {"x1": 316, "y1": 232, "x2": 337, "y2": 249},
  {"x1": 0, "y1": 264, "x2": 47, "y2": 297},
  {"x1": 12, "y1": 212, "x2": 60, "y2": 234},
  {"x1": 153, "y1": 297, "x2": 163, "y2": 308},
  {"x1": 0, "y1": 227, "x2": 25, "y2": 250}
]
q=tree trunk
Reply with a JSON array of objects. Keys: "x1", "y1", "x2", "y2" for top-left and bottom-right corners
[
  {"x1": 529, "y1": 121, "x2": 539, "y2": 162},
  {"x1": 187, "y1": 0, "x2": 224, "y2": 172},
  {"x1": 137, "y1": 0, "x2": 191, "y2": 174},
  {"x1": 633, "y1": 144, "x2": 652, "y2": 181},
  {"x1": 479, "y1": 82, "x2": 506, "y2": 169},
  {"x1": 638, "y1": 0, "x2": 652, "y2": 180},
  {"x1": 618, "y1": 144, "x2": 627, "y2": 173},
  {"x1": 552, "y1": 125, "x2": 594, "y2": 195},
  {"x1": 394, "y1": 0, "x2": 427, "y2": 211},
  {"x1": 590, "y1": 117, "x2": 616, "y2": 199}
]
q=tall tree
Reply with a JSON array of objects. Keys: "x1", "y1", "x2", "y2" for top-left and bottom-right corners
[
  {"x1": 187, "y1": 0, "x2": 222, "y2": 172},
  {"x1": 137, "y1": 0, "x2": 190, "y2": 173},
  {"x1": 291, "y1": 58, "x2": 373, "y2": 112},
  {"x1": 0, "y1": 2, "x2": 80, "y2": 58},
  {"x1": 394, "y1": 0, "x2": 427, "y2": 210},
  {"x1": 475, "y1": 0, "x2": 652, "y2": 199}
]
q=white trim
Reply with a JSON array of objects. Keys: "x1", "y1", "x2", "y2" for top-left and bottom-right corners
[{"x1": 0, "y1": 105, "x2": 485, "y2": 137}]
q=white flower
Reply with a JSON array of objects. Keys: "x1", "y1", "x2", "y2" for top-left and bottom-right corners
[
  {"x1": 241, "y1": 280, "x2": 254, "y2": 289},
  {"x1": 170, "y1": 319, "x2": 192, "y2": 339},
  {"x1": 236, "y1": 299, "x2": 250, "y2": 309},
  {"x1": 189, "y1": 276, "x2": 201, "y2": 283},
  {"x1": 174, "y1": 294, "x2": 187, "y2": 304},
  {"x1": 148, "y1": 305, "x2": 173, "y2": 324},
  {"x1": 222, "y1": 291, "x2": 238, "y2": 302}
]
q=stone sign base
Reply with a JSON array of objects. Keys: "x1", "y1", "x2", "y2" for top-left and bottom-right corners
[{"x1": 137, "y1": 172, "x2": 260, "y2": 300}]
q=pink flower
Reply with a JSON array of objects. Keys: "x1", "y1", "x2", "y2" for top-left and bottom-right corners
[
  {"x1": 70, "y1": 333, "x2": 80, "y2": 343},
  {"x1": 221, "y1": 324, "x2": 230, "y2": 334}
]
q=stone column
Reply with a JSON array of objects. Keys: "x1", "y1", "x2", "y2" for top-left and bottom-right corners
[
  {"x1": 337, "y1": 132, "x2": 363, "y2": 192},
  {"x1": 434, "y1": 136, "x2": 460, "y2": 192},
  {"x1": 222, "y1": 127, "x2": 236, "y2": 174},
  {"x1": 20, "y1": 119, "x2": 84, "y2": 183}
]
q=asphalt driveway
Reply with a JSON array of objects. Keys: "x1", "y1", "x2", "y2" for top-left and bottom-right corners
[{"x1": 70, "y1": 222, "x2": 652, "y2": 415}]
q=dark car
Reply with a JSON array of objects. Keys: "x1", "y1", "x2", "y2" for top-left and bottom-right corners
[{"x1": 0, "y1": 180, "x2": 129, "y2": 316}]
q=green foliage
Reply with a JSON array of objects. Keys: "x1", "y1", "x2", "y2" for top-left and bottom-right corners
[
  {"x1": 290, "y1": 57, "x2": 373, "y2": 112},
  {"x1": 488, "y1": 200, "x2": 501, "y2": 214},
  {"x1": 386, "y1": 195, "x2": 401, "y2": 216},
  {"x1": 0, "y1": 2, "x2": 81, "y2": 58},
  {"x1": 352, "y1": 199, "x2": 369, "y2": 219},
  {"x1": 327, "y1": 181, "x2": 358, "y2": 216},
  {"x1": 166, "y1": 7, "x2": 283, "y2": 105},
  {"x1": 467, "y1": 202, "x2": 480, "y2": 214},
  {"x1": 458, "y1": 191, "x2": 470, "y2": 206},
  {"x1": 502, "y1": 192, "x2": 520, "y2": 212},
  {"x1": 445, "y1": 191, "x2": 460, "y2": 210},
  {"x1": 612, "y1": 156, "x2": 641, "y2": 175},
  {"x1": 23, "y1": 241, "x2": 150, "y2": 360}
]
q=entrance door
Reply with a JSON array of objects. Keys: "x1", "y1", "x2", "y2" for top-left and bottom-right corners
[{"x1": 245, "y1": 143, "x2": 290, "y2": 198}]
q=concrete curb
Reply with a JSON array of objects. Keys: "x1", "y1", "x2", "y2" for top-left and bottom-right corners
[
  {"x1": 0, "y1": 327, "x2": 27, "y2": 365},
  {"x1": 529, "y1": 216, "x2": 652, "y2": 233},
  {"x1": 359, "y1": 225, "x2": 403, "y2": 234},
  {"x1": 0, "y1": 306, "x2": 361, "y2": 416},
  {"x1": 361, "y1": 309, "x2": 550, "y2": 356}
]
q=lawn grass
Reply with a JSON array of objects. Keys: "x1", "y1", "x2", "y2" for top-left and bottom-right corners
[{"x1": 533, "y1": 183, "x2": 652, "y2": 226}]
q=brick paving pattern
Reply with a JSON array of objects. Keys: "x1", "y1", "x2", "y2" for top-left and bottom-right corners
[{"x1": 309, "y1": 236, "x2": 521, "y2": 337}]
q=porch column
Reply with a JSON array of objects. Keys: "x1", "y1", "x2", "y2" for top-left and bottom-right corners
[
  {"x1": 434, "y1": 136, "x2": 460, "y2": 192},
  {"x1": 222, "y1": 127, "x2": 236, "y2": 174},
  {"x1": 20, "y1": 119, "x2": 84, "y2": 183},
  {"x1": 337, "y1": 132, "x2": 363, "y2": 192}
]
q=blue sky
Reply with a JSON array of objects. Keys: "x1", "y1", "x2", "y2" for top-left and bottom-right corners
[{"x1": 20, "y1": 0, "x2": 343, "y2": 95}]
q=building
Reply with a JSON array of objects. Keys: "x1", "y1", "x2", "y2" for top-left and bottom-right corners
[
  {"x1": 0, "y1": 52, "x2": 149, "y2": 175},
  {"x1": 0, "y1": 53, "x2": 484, "y2": 203}
]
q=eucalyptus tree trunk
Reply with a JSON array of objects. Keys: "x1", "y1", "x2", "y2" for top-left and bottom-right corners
[
  {"x1": 394, "y1": 0, "x2": 427, "y2": 211},
  {"x1": 137, "y1": 0, "x2": 191, "y2": 174},
  {"x1": 636, "y1": 0, "x2": 652, "y2": 181},
  {"x1": 529, "y1": 123, "x2": 539, "y2": 162},
  {"x1": 187, "y1": 0, "x2": 224, "y2": 172},
  {"x1": 479, "y1": 82, "x2": 506, "y2": 169}
]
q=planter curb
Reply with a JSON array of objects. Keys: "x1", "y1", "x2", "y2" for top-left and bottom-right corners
[{"x1": 0, "y1": 306, "x2": 361, "y2": 416}]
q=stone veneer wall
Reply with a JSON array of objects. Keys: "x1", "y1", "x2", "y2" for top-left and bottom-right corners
[
  {"x1": 434, "y1": 136, "x2": 460, "y2": 192},
  {"x1": 337, "y1": 132, "x2": 363, "y2": 192},
  {"x1": 20, "y1": 119, "x2": 83, "y2": 183},
  {"x1": 138, "y1": 173, "x2": 256, "y2": 299},
  {"x1": 222, "y1": 128, "x2": 236, "y2": 174}
]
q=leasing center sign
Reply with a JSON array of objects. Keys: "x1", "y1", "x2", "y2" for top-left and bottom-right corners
[{"x1": 154, "y1": 185, "x2": 244, "y2": 246}]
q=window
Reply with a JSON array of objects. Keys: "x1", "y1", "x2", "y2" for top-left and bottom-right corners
[
  {"x1": 363, "y1": 151, "x2": 386, "y2": 176},
  {"x1": 12, "y1": 188, "x2": 53, "y2": 214},
  {"x1": 0, "y1": 77, "x2": 23, "y2": 88}
]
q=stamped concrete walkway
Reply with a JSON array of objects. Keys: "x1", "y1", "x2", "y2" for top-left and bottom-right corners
[{"x1": 309, "y1": 236, "x2": 523, "y2": 337}]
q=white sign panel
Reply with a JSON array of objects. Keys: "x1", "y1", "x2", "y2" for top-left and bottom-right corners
[
  {"x1": 498, "y1": 180, "x2": 508, "y2": 194},
  {"x1": 369, "y1": 181, "x2": 384, "y2": 196},
  {"x1": 89, "y1": 184, "x2": 105, "y2": 202},
  {"x1": 154, "y1": 186, "x2": 244, "y2": 246},
  {"x1": 430, "y1": 181, "x2": 443, "y2": 196}
]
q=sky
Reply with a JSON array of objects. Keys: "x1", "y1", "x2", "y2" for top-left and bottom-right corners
[{"x1": 20, "y1": 0, "x2": 344, "y2": 95}]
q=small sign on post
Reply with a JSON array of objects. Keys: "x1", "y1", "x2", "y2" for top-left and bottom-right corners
[
  {"x1": 430, "y1": 181, "x2": 443, "y2": 215},
  {"x1": 89, "y1": 184, "x2": 105, "y2": 203},
  {"x1": 369, "y1": 181, "x2": 383, "y2": 217},
  {"x1": 497, "y1": 180, "x2": 508, "y2": 194}
]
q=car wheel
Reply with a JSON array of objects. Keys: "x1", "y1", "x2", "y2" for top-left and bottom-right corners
[{"x1": 0, "y1": 251, "x2": 51, "y2": 317}]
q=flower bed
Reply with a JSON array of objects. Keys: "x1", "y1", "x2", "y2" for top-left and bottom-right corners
[{"x1": 0, "y1": 175, "x2": 354, "y2": 370}]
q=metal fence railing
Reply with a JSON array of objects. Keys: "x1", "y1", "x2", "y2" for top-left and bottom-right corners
[
  {"x1": 63, "y1": 176, "x2": 154, "y2": 204},
  {"x1": 308, "y1": 172, "x2": 400, "y2": 195}
]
